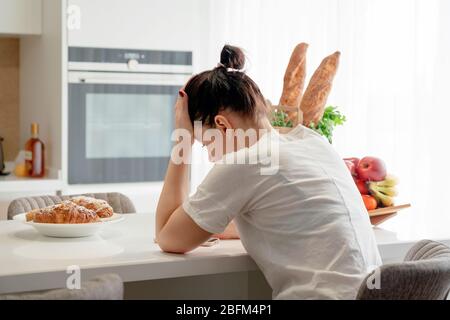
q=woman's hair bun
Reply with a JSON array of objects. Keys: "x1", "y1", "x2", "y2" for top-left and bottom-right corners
[{"x1": 220, "y1": 45, "x2": 245, "y2": 69}]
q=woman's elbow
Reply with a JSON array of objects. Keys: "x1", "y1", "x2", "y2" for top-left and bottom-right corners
[
  {"x1": 160, "y1": 244, "x2": 189, "y2": 254},
  {"x1": 157, "y1": 237, "x2": 190, "y2": 254}
]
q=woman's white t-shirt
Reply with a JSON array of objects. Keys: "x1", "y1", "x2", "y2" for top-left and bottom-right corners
[{"x1": 183, "y1": 125, "x2": 382, "y2": 299}]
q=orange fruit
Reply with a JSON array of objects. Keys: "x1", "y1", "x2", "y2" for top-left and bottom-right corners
[{"x1": 362, "y1": 195, "x2": 377, "y2": 211}]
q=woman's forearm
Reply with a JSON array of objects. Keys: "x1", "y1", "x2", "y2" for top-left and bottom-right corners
[
  {"x1": 155, "y1": 88, "x2": 193, "y2": 240},
  {"x1": 155, "y1": 159, "x2": 190, "y2": 239}
]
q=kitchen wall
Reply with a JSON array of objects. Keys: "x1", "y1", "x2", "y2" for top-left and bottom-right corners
[{"x1": 0, "y1": 37, "x2": 20, "y2": 162}]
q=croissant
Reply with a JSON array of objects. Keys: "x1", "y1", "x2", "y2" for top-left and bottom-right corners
[
  {"x1": 27, "y1": 201, "x2": 100, "y2": 224},
  {"x1": 26, "y1": 208, "x2": 41, "y2": 222},
  {"x1": 70, "y1": 196, "x2": 113, "y2": 218}
]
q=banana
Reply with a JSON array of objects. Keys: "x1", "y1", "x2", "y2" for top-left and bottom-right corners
[
  {"x1": 368, "y1": 182, "x2": 398, "y2": 197},
  {"x1": 367, "y1": 175, "x2": 399, "y2": 207},
  {"x1": 371, "y1": 175, "x2": 398, "y2": 187},
  {"x1": 377, "y1": 186, "x2": 398, "y2": 197},
  {"x1": 370, "y1": 189, "x2": 395, "y2": 207}
]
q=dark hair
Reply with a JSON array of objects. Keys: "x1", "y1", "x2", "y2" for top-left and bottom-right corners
[{"x1": 185, "y1": 45, "x2": 266, "y2": 126}]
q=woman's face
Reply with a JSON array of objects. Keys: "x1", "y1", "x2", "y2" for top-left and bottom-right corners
[
  {"x1": 202, "y1": 128, "x2": 224, "y2": 162},
  {"x1": 196, "y1": 111, "x2": 261, "y2": 162}
]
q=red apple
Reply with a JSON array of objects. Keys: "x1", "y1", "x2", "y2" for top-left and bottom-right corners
[
  {"x1": 344, "y1": 160, "x2": 356, "y2": 176},
  {"x1": 344, "y1": 157, "x2": 360, "y2": 168},
  {"x1": 355, "y1": 179, "x2": 369, "y2": 194},
  {"x1": 356, "y1": 156, "x2": 387, "y2": 181}
]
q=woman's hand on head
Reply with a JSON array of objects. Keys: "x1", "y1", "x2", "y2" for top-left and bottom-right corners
[{"x1": 174, "y1": 89, "x2": 194, "y2": 144}]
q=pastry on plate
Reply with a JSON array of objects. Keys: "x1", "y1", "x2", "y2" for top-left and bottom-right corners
[
  {"x1": 25, "y1": 208, "x2": 42, "y2": 222},
  {"x1": 26, "y1": 201, "x2": 100, "y2": 224},
  {"x1": 70, "y1": 196, "x2": 114, "y2": 218}
]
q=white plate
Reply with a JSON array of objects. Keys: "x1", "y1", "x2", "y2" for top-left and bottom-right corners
[{"x1": 13, "y1": 213, "x2": 125, "y2": 238}]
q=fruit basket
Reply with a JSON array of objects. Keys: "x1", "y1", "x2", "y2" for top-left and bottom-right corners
[
  {"x1": 344, "y1": 156, "x2": 410, "y2": 226},
  {"x1": 368, "y1": 203, "x2": 411, "y2": 226}
]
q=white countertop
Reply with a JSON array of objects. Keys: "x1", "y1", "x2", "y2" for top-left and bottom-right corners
[
  {"x1": 1, "y1": 212, "x2": 449, "y2": 294},
  {"x1": 0, "y1": 175, "x2": 64, "y2": 193},
  {"x1": 0, "y1": 213, "x2": 256, "y2": 294}
]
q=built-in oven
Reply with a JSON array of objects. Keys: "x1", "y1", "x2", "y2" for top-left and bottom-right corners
[{"x1": 68, "y1": 47, "x2": 192, "y2": 184}]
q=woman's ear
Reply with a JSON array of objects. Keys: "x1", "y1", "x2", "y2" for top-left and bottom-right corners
[{"x1": 214, "y1": 115, "x2": 233, "y2": 131}]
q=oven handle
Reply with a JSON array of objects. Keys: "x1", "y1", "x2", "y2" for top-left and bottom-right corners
[{"x1": 68, "y1": 71, "x2": 190, "y2": 86}]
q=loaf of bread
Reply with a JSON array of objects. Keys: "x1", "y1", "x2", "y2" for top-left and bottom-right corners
[
  {"x1": 26, "y1": 201, "x2": 100, "y2": 224},
  {"x1": 300, "y1": 51, "x2": 340, "y2": 126},
  {"x1": 279, "y1": 43, "x2": 308, "y2": 122},
  {"x1": 70, "y1": 196, "x2": 113, "y2": 218}
]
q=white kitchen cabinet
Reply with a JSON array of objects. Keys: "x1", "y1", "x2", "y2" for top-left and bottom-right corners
[
  {"x1": 0, "y1": 0, "x2": 42, "y2": 35},
  {"x1": 67, "y1": 0, "x2": 205, "y2": 50}
]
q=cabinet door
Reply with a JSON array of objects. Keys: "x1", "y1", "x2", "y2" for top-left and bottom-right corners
[
  {"x1": 67, "y1": 0, "x2": 200, "y2": 50},
  {"x1": 0, "y1": 0, "x2": 42, "y2": 35}
]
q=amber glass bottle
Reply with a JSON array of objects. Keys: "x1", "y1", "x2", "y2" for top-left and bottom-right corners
[{"x1": 25, "y1": 123, "x2": 45, "y2": 177}]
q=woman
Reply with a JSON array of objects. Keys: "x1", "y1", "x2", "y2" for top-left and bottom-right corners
[{"x1": 155, "y1": 45, "x2": 381, "y2": 299}]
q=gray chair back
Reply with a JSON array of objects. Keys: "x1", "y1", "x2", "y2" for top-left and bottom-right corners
[
  {"x1": 7, "y1": 192, "x2": 136, "y2": 220},
  {"x1": 357, "y1": 240, "x2": 450, "y2": 300},
  {"x1": 0, "y1": 274, "x2": 123, "y2": 300}
]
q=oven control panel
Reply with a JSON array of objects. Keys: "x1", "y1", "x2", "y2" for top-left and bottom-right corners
[{"x1": 68, "y1": 47, "x2": 192, "y2": 74}]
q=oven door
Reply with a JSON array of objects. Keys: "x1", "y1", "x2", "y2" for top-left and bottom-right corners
[{"x1": 68, "y1": 72, "x2": 187, "y2": 184}]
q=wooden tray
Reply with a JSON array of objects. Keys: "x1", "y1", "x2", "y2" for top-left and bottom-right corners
[{"x1": 368, "y1": 203, "x2": 411, "y2": 226}]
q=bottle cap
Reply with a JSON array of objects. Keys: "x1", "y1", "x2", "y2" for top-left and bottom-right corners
[{"x1": 31, "y1": 123, "x2": 39, "y2": 137}]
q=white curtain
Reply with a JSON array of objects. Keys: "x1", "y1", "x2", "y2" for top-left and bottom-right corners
[{"x1": 192, "y1": 0, "x2": 450, "y2": 238}]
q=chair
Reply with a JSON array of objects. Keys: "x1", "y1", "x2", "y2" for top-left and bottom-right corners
[
  {"x1": 357, "y1": 239, "x2": 450, "y2": 300},
  {"x1": 7, "y1": 192, "x2": 136, "y2": 220},
  {"x1": 0, "y1": 274, "x2": 123, "y2": 300}
]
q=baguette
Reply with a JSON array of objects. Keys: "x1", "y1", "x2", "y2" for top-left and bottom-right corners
[
  {"x1": 300, "y1": 51, "x2": 340, "y2": 126},
  {"x1": 279, "y1": 43, "x2": 308, "y2": 122}
]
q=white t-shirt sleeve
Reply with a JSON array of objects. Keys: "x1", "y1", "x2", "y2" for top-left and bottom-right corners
[{"x1": 183, "y1": 163, "x2": 257, "y2": 234}]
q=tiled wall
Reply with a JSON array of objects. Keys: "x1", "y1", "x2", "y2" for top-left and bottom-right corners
[{"x1": 0, "y1": 38, "x2": 19, "y2": 161}]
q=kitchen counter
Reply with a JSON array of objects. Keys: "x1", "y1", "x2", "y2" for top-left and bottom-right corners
[
  {"x1": 0, "y1": 213, "x2": 449, "y2": 295},
  {"x1": 0, "y1": 213, "x2": 256, "y2": 295},
  {"x1": 0, "y1": 175, "x2": 63, "y2": 193},
  {"x1": 0, "y1": 163, "x2": 62, "y2": 194}
]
